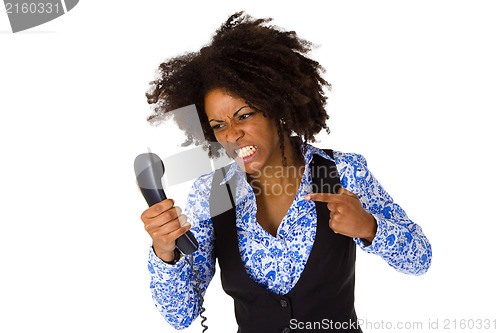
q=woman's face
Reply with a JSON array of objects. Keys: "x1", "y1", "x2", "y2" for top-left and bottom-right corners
[{"x1": 204, "y1": 88, "x2": 282, "y2": 174}]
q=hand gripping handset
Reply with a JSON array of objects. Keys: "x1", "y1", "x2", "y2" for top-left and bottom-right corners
[{"x1": 134, "y1": 152, "x2": 199, "y2": 255}]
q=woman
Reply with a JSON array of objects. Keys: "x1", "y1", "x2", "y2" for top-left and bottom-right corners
[{"x1": 140, "y1": 12, "x2": 432, "y2": 332}]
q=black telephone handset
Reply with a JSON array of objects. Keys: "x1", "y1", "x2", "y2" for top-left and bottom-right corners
[{"x1": 134, "y1": 152, "x2": 199, "y2": 255}]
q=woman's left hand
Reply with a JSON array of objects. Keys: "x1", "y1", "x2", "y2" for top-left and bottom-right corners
[{"x1": 305, "y1": 188, "x2": 377, "y2": 244}]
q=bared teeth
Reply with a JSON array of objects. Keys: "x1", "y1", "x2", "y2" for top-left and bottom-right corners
[{"x1": 236, "y1": 145, "x2": 257, "y2": 158}]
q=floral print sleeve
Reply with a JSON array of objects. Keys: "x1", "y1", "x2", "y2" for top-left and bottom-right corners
[
  {"x1": 335, "y1": 152, "x2": 432, "y2": 275},
  {"x1": 147, "y1": 172, "x2": 216, "y2": 329}
]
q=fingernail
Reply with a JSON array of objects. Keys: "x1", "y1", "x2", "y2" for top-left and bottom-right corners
[{"x1": 305, "y1": 194, "x2": 311, "y2": 200}]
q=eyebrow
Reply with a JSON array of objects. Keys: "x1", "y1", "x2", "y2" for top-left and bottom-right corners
[{"x1": 209, "y1": 106, "x2": 250, "y2": 123}]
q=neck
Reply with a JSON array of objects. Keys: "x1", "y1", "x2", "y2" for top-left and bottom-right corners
[{"x1": 247, "y1": 136, "x2": 305, "y2": 188}]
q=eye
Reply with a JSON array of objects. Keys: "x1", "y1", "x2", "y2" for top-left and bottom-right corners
[
  {"x1": 238, "y1": 112, "x2": 255, "y2": 121},
  {"x1": 211, "y1": 123, "x2": 224, "y2": 131}
]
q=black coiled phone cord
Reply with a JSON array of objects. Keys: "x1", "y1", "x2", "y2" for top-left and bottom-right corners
[{"x1": 188, "y1": 255, "x2": 208, "y2": 332}]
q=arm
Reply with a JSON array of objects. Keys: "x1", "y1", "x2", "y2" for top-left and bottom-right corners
[
  {"x1": 343, "y1": 154, "x2": 432, "y2": 275},
  {"x1": 148, "y1": 174, "x2": 216, "y2": 329}
]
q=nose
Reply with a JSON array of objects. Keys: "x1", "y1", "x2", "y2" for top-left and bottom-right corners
[{"x1": 223, "y1": 122, "x2": 243, "y2": 144}]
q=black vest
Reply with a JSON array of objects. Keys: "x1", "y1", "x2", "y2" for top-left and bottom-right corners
[{"x1": 210, "y1": 150, "x2": 361, "y2": 333}]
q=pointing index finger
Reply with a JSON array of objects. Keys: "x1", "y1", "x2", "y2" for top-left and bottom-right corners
[{"x1": 305, "y1": 193, "x2": 344, "y2": 203}]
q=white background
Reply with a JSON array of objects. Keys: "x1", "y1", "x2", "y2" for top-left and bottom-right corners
[{"x1": 1, "y1": 1, "x2": 499, "y2": 332}]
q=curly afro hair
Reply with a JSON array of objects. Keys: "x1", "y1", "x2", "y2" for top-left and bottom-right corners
[{"x1": 145, "y1": 11, "x2": 331, "y2": 166}]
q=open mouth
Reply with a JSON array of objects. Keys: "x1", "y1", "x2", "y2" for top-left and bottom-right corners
[{"x1": 235, "y1": 145, "x2": 257, "y2": 159}]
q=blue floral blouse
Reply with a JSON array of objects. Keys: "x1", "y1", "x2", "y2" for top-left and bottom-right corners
[{"x1": 147, "y1": 144, "x2": 432, "y2": 329}]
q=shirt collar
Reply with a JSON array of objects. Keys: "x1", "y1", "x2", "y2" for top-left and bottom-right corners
[{"x1": 219, "y1": 142, "x2": 334, "y2": 185}]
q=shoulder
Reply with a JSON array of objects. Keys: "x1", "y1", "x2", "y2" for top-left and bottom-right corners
[
  {"x1": 331, "y1": 150, "x2": 367, "y2": 169},
  {"x1": 187, "y1": 160, "x2": 241, "y2": 203},
  {"x1": 306, "y1": 144, "x2": 365, "y2": 165},
  {"x1": 191, "y1": 170, "x2": 215, "y2": 194},
  {"x1": 316, "y1": 148, "x2": 369, "y2": 190},
  {"x1": 308, "y1": 144, "x2": 366, "y2": 169},
  {"x1": 184, "y1": 170, "x2": 215, "y2": 221}
]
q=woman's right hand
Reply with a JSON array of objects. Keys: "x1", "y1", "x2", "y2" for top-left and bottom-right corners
[{"x1": 140, "y1": 198, "x2": 191, "y2": 262}]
